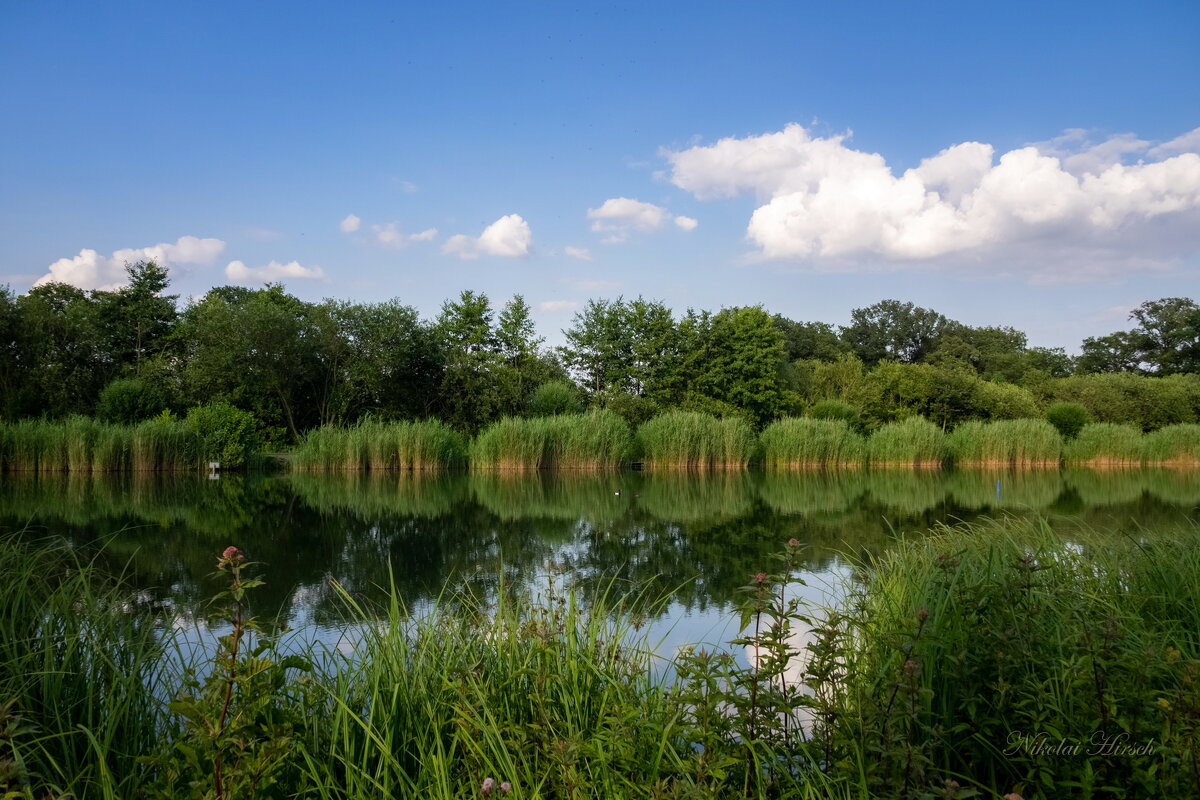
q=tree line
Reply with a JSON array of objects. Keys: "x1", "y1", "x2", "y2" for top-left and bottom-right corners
[{"x1": 1, "y1": 261, "x2": 1197, "y2": 441}]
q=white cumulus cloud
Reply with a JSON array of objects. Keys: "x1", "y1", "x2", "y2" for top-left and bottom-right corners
[
  {"x1": 674, "y1": 215, "x2": 699, "y2": 231},
  {"x1": 36, "y1": 235, "x2": 226, "y2": 290},
  {"x1": 443, "y1": 214, "x2": 533, "y2": 259},
  {"x1": 224, "y1": 260, "x2": 326, "y2": 284},
  {"x1": 339, "y1": 214, "x2": 361, "y2": 233},
  {"x1": 663, "y1": 124, "x2": 1200, "y2": 279}
]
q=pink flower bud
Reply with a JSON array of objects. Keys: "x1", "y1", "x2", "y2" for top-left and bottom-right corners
[
  {"x1": 221, "y1": 546, "x2": 244, "y2": 562},
  {"x1": 787, "y1": 538, "x2": 800, "y2": 548},
  {"x1": 481, "y1": 777, "x2": 495, "y2": 796},
  {"x1": 754, "y1": 572, "x2": 767, "y2": 584},
  {"x1": 500, "y1": 782, "x2": 511, "y2": 794}
]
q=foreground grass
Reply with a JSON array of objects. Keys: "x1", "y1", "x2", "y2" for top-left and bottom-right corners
[{"x1": 5, "y1": 519, "x2": 1200, "y2": 799}]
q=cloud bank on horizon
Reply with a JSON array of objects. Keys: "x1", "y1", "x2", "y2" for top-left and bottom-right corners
[{"x1": 664, "y1": 124, "x2": 1200, "y2": 281}]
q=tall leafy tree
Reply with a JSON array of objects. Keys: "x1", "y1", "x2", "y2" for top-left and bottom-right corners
[
  {"x1": 841, "y1": 299, "x2": 951, "y2": 364},
  {"x1": 93, "y1": 260, "x2": 178, "y2": 373},
  {"x1": 1128, "y1": 297, "x2": 1200, "y2": 374},
  {"x1": 772, "y1": 315, "x2": 848, "y2": 362},
  {"x1": 179, "y1": 284, "x2": 327, "y2": 440},
  {"x1": 559, "y1": 298, "x2": 634, "y2": 395},
  {"x1": 16, "y1": 282, "x2": 107, "y2": 416},
  {"x1": 435, "y1": 290, "x2": 508, "y2": 431},
  {"x1": 691, "y1": 306, "x2": 794, "y2": 426},
  {"x1": 1076, "y1": 331, "x2": 1144, "y2": 374}
]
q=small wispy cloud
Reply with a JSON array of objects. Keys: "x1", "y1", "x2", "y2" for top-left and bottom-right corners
[
  {"x1": 339, "y1": 214, "x2": 361, "y2": 233},
  {"x1": 538, "y1": 300, "x2": 579, "y2": 312},
  {"x1": 225, "y1": 259, "x2": 326, "y2": 284},
  {"x1": 564, "y1": 246, "x2": 593, "y2": 261},
  {"x1": 586, "y1": 197, "x2": 699, "y2": 242}
]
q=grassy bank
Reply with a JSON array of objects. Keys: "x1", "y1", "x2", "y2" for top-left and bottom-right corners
[
  {"x1": 635, "y1": 410, "x2": 758, "y2": 469},
  {"x1": 292, "y1": 418, "x2": 468, "y2": 471},
  {"x1": 5, "y1": 521, "x2": 1199, "y2": 798},
  {"x1": 470, "y1": 411, "x2": 632, "y2": 470}
]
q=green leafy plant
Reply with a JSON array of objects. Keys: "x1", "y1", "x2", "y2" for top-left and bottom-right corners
[{"x1": 144, "y1": 547, "x2": 311, "y2": 800}]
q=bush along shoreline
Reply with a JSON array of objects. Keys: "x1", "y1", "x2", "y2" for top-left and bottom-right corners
[
  {"x1": 2, "y1": 519, "x2": 1198, "y2": 799},
  {"x1": 2, "y1": 412, "x2": 1199, "y2": 473}
]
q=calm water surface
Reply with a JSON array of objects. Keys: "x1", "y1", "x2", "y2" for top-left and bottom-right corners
[{"x1": 2, "y1": 469, "x2": 1198, "y2": 652}]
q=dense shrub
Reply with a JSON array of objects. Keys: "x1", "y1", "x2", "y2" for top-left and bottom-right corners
[
  {"x1": 1045, "y1": 400, "x2": 1091, "y2": 439},
  {"x1": 184, "y1": 402, "x2": 260, "y2": 468},
  {"x1": 806, "y1": 399, "x2": 862, "y2": 431},
  {"x1": 528, "y1": 380, "x2": 584, "y2": 416},
  {"x1": 973, "y1": 380, "x2": 1039, "y2": 419},
  {"x1": 96, "y1": 378, "x2": 167, "y2": 424}
]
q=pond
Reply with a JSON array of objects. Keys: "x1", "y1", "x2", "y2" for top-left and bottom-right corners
[{"x1": 2, "y1": 468, "x2": 1197, "y2": 652}]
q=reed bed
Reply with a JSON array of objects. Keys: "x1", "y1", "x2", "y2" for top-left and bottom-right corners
[
  {"x1": 1144, "y1": 423, "x2": 1200, "y2": 466},
  {"x1": 0, "y1": 417, "x2": 205, "y2": 472},
  {"x1": 292, "y1": 419, "x2": 468, "y2": 471},
  {"x1": 635, "y1": 410, "x2": 758, "y2": 469},
  {"x1": 865, "y1": 416, "x2": 947, "y2": 467},
  {"x1": 760, "y1": 417, "x2": 866, "y2": 469},
  {"x1": 1063, "y1": 422, "x2": 1146, "y2": 466},
  {"x1": 945, "y1": 418, "x2": 1063, "y2": 468},
  {"x1": 470, "y1": 411, "x2": 632, "y2": 470}
]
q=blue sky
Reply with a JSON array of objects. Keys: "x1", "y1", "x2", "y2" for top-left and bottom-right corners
[{"x1": 2, "y1": 1, "x2": 1198, "y2": 350}]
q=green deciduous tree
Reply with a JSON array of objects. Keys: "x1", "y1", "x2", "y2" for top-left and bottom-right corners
[{"x1": 841, "y1": 299, "x2": 951, "y2": 364}]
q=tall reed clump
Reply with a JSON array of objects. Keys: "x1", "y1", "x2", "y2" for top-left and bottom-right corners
[
  {"x1": 292, "y1": 419, "x2": 468, "y2": 471},
  {"x1": 865, "y1": 416, "x2": 946, "y2": 468},
  {"x1": 760, "y1": 417, "x2": 866, "y2": 469},
  {"x1": 946, "y1": 418, "x2": 1063, "y2": 468},
  {"x1": 0, "y1": 533, "x2": 165, "y2": 798},
  {"x1": 802, "y1": 518, "x2": 1200, "y2": 797},
  {"x1": 470, "y1": 411, "x2": 632, "y2": 470},
  {"x1": 131, "y1": 415, "x2": 201, "y2": 471},
  {"x1": 1063, "y1": 422, "x2": 1145, "y2": 467},
  {"x1": 635, "y1": 410, "x2": 758, "y2": 469},
  {"x1": 1144, "y1": 423, "x2": 1200, "y2": 467}
]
